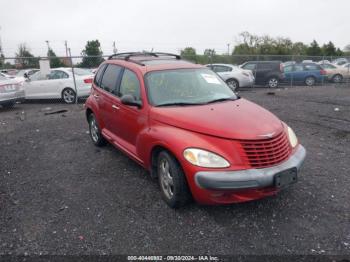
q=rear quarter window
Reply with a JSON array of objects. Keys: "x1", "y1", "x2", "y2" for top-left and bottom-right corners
[{"x1": 304, "y1": 64, "x2": 320, "y2": 71}]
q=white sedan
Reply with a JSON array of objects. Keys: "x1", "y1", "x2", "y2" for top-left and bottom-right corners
[
  {"x1": 24, "y1": 68, "x2": 94, "y2": 104},
  {"x1": 205, "y1": 64, "x2": 255, "y2": 90}
]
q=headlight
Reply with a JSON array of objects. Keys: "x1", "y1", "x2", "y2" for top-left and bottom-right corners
[
  {"x1": 287, "y1": 126, "x2": 298, "y2": 148},
  {"x1": 183, "y1": 148, "x2": 230, "y2": 168}
]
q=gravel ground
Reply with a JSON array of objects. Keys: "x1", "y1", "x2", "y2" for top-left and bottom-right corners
[{"x1": 0, "y1": 85, "x2": 349, "y2": 256}]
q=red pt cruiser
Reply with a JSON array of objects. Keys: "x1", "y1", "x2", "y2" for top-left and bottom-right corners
[{"x1": 85, "y1": 52, "x2": 306, "y2": 208}]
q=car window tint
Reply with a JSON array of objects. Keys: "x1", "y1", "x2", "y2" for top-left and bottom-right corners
[
  {"x1": 304, "y1": 64, "x2": 319, "y2": 71},
  {"x1": 213, "y1": 66, "x2": 232, "y2": 72},
  {"x1": 48, "y1": 70, "x2": 69, "y2": 79},
  {"x1": 242, "y1": 63, "x2": 256, "y2": 70},
  {"x1": 100, "y1": 64, "x2": 122, "y2": 93},
  {"x1": 30, "y1": 72, "x2": 47, "y2": 81},
  {"x1": 94, "y1": 64, "x2": 107, "y2": 86},
  {"x1": 294, "y1": 65, "x2": 303, "y2": 71},
  {"x1": 119, "y1": 69, "x2": 141, "y2": 101},
  {"x1": 284, "y1": 65, "x2": 293, "y2": 72}
]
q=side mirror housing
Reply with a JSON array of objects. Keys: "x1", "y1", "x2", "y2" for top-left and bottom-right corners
[{"x1": 120, "y1": 94, "x2": 142, "y2": 108}]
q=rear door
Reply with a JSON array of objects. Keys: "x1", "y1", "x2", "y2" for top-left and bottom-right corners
[{"x1": 96, "y1": 64, "x2": 123, "y2": 135}]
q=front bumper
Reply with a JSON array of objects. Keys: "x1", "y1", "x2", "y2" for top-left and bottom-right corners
[
  {"x1": 239, "y1": 76, "x2": 255, "y2": 87},
  {"x1": 195, "y1": 145, "x2": 306, "y2": 190}
]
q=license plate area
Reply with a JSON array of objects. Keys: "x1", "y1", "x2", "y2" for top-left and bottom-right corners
[{"x1": 274, "y1": 168, "x2": 298, "y2": 188}]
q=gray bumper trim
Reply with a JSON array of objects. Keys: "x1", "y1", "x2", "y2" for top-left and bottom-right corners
[{"x1": 195, "y1": 145, "x2": 306, "y2": 190}]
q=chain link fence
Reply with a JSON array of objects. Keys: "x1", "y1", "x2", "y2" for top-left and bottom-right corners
[{"x1": 0, "y1": 54, "x2": 349, "y2": 109}]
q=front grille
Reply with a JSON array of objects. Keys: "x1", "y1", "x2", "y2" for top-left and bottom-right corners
[{"x1": 240, "y1": 131, "x2": 292, "y2": 169}]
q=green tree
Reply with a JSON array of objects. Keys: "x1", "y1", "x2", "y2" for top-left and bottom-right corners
[
  {"x1": 291, "y1": 42, "x2": 308, "y2": 56},
  {"x1": 47, "y1": 48, "x2": 63, "y2": 68},
  {"x1": 322, "y1": 41, "x2": 337, "y2": 56},
  {"x1": 15, "y1": 43, "x2": 39, "y2": 69},
  {"x1": 180, "y1": 47, "x2": 197, "y2": 62},
  {"x1": 80, "y1": 40, "x2": 104, "y2": 68},
  {"x1": 306, "y1": 40, "x2": 322, "y2": 56}
]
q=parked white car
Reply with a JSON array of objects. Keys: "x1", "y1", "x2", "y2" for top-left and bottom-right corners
[
  {"x1": 205, "y1": 63, "x2": 255, "y2": 90},
  {"x1": 24, "y1": 68, "x2": 94, "y2": 104},
  {"x1": 0, "y1": 74, "x2": 25, "y2": 108}
]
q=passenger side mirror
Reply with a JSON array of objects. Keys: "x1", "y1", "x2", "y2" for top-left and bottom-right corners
[{"x1": 120, "y1": 94, "x2": 142, "y2": 108}]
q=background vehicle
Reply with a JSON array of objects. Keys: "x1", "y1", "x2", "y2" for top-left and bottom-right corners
[
  {"x1": 319, "y1": 63, "x2": 350, "y2": 83},
  {"x1": 240, "y1": 61, "x2": 284, "y2": 88},
  {"x1": 283, "y1": 63, "x2": 327, "y2": 86},
  {"x1": 24, "y1": 68, "x2": 94, "y2": 103},
  {"x1": 0, "y1": 74, "x2": 25, "y2": 108},
  {"x1": 205, "y1": 63, "x2": 254, "y2": 90},
  {"x1": 16, "y1": 69, "x2": 40, "y2": 78},
  {"x1": 331, "y1": 58, "x2": 348, "y2": 66},
  {"x1": 85, "y1": 52, "x2": 305, "y2": 208},
  {"x1": 342, "y1": 63, "x2": 350, "y2": 69}
]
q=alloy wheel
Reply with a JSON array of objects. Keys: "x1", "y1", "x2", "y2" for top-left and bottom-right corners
[{"x1": 159, "y1": 158, "x2": 174, "y2": 200}]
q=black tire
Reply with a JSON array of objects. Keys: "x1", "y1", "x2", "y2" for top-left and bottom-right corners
[
  {"x1": 226, "y1": 78, "x2": 239, "y2": 91},
  {"x1": 157, "y1": 151, "x2": 191, "y2": 208},
  {"x1": 332, "y1": 74, "x2": 343, "y2": 83},
  {"x1": 88, "y1": 113, "x2": 107, "y2": 147},
  {"x1": 62, "y1": 88, "x2": 76, "y2": 104},
  {"x1": 305, "y1": 76, "x2": 316, "y2": 86},
  {"x1": 267, "y1": 77, "x2": 279, "y2": 88},
  {"x1": 2, "y1": 101, "x2": 15, "y2": 109}
]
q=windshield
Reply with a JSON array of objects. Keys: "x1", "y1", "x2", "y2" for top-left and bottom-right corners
[
  {"x1": 68, "y1": 68, "x2": 92, "y2": 76},
  {"x1": 145, "y1": 68, "x2": 237, "y2": 106}
]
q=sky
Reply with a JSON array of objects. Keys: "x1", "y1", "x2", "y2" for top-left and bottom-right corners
[{"x1": 0, "y1": 0, "x2": 349, "y2": 57}]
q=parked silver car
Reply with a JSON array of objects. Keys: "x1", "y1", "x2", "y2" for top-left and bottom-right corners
[
  {"x1": 205, "y1": 63, "x2": 255, "y2": 90},
  {"x1": 0, "y1": 75, "x2": 25, "y2": 108}
]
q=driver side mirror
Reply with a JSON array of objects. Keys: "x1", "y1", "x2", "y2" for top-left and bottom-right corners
[{"x1": 120, "y1": 94, "x2": 142, "y2": 108}]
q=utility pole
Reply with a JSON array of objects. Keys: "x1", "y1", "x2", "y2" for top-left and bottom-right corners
[
  {"x1": 113, "y1": 41, "x2": 117, "y2": 54},
  {"x1": 64, "y1": 40, "x2": 68, "y2": 57},
  {"x1": 227, "y1": 43, "x2": 230, "y2": 56},
  {"x1": 0, "y1": 26, "x2": 3, "y2": 57}
]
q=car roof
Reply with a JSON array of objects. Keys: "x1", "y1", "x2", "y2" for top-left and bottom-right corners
[
  {"x1": 106, "y1": 58, "x2": 203, "y2": 74},
  {"x1": 205, "y1": 63, "x2": 236, "y2": 67}
]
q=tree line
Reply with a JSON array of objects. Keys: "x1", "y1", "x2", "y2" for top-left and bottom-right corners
[{"x1": 1, "y1": 32, "x2": 350, "y2": 69}]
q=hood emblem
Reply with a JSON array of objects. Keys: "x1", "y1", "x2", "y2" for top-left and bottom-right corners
[{"x1": 258, "y1": 132, "x2": 276, "y2": 138}]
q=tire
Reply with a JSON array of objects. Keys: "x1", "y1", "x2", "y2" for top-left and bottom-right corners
[
  {"x1": 267, "y1": 77, "x2": 279, "y2": 88},
  {"x1": 157, "y1": 151, "x2": 191, "y2": 208},
  {"x1": 2, "y1": 101, "x2": 15, "y2": 109},
  {"x1": 305, "y1": 76, "x2": 316, "y2": 86},
  {"x1": 226, "y1": 79, "x2": 239, "y2": 91},
  {"x1": 332, "y1": 74, "x2": 343, "y2": 83},
  {"x1": 88, "y1": 113, "x2": 107, "y2": 147},
  {"x1": 62, "y1": 88, "x2": 76, "y2": 104}
]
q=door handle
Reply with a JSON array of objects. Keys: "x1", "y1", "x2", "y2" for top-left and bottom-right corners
[{"x1": 112, "y1": 105, "x2": 120, "y2": 110}]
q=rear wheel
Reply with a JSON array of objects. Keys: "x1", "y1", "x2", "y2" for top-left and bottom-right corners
[
  {"x1": 88, "y1": 113, "x2": 106, "y2": 147},
  {"x1": 226, "y1": 79, "x2": 239, "y2": 91},
  {"x1": 332, "y1": 74, "x2": 343, "y2": 83},
  {"x1": 267, "y1": 77, "x2": 279, "y2": 88},
  {"x1": 305, "y1": 76, "x2": 316, "y2": 86},
  {"x1": 62, "y1": 88, "x2": 76, "y2": 104},
  {"x1": 157, "y1": 151, "x2": 191, "y2": 208}
]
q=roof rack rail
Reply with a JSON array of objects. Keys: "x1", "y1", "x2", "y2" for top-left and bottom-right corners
[{"x1": 108, "y1": 52, "x2": 181, "y2": 65}]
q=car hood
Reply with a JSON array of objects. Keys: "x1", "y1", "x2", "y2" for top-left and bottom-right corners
[{"x1": 150, "y1": 98, "x2": 284, "y2": 140}]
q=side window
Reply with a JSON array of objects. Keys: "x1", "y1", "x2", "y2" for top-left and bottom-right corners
[
  {"x1": 100, "y1": 64, "x2": 122, "y2": 93},
  {"x1": 284, "y1": 65, "x2": 293, "y2": 73},
  {"x1": 213, "y1": 66, "x2": 231, "y2": 72},
  {"x1": 304, "y1": 64, "x2": 319, "y2": 71},
  {"x1": 48, "y1": 70, "x2": 69, "y2": 79},
  {"x1": 94, "y1": 64, "x2": 107, "y2": 86},
  {"x1": 119, "y1": 69, "x2": 141, "y2": 101},
  {"x1": 294, "y1": 65, "x2": 303, "y2": 71},
  {"x1": 242, "y1": 63, "x2": 256, "y2": 70},
  {"x1": 29, "y1": 72, "x2": 47, "y2": 81}
]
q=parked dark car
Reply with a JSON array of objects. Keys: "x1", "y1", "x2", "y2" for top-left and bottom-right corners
[
  {"x1": 283, "y1": 63, "x2": 327, "y2": 86},
  {"x1": 240, "y1": 61, "x2": 284, "y2": 88}
]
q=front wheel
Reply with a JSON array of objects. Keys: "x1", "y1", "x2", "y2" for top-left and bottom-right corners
[
  {"x1": 226, "y1": 79, "x2": 239, "y2": 91},
  {"x1": 305, "y1": 76, "x2": 316, "y2": 86},
  {"x1": 267, "y1": 77, "x2": 279, "y2": 88},
  {"x1": 157, "y1": 151, "x2": 191, "y2": 208},
  {"x1": 332, "y1": 74, "x2": 343, "y2": 83},
  {"x1": 62, "y1": 88, "x2": 76, "y2": 104}
]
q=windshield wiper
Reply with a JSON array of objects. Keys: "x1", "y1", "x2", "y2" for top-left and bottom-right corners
[
  {"x1": 204, "y1": 97, "x2": 236, "y2": 104},
  {"x1": 156, "y1": 102, "x2": 202, "y2": 107}
]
